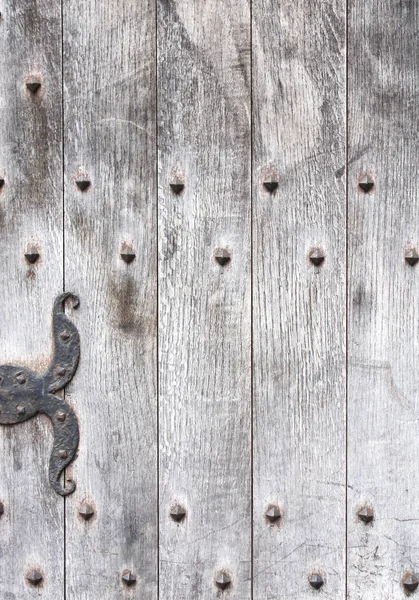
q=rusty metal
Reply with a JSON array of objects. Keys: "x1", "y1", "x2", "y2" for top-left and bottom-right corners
[
  {"x1": 26, "y1": 77, "x2": 41, "y2": 93},
  {"x1": 214, "y1": 249, "x2": 231, "y2": 266},
  {"x1": 79, "y1": 503, "x2": 94, "y2": 520},
  {"x1": 358, "y1": 506, "x2": 374, "y2": 523},
  {"x1": 170, "y1": 179, "x2": 184, "y2": 194},
  {"x1": 215, "y1": 572, "x2": 231, "y2": 590},
  {"x1": 0, "y1": 293, "x2": 80, "y2": 496},
  {"x1": 405, "y1": 250, "x2": 419, "y2": 266},
  {"x1": 263, "y1": 176, "x2": 278, "y2": 193},
  {"x1": 170, "y1": 504, "x2": 186, "y2": 522},
  {"x1": 75, "y1": 178, "x2": 91, "y2": 191},
  {"x1": 122, "y1": 570, "x2": 137, "y2": 586},
  {"x1": 24, "y1": 246, "x2": 40, "y2": 264},
  {"x1": 403, "y1": 573, "x2": 419, "y2": 592},
  {"x1": 120, "y1": 244, "x2": 136, "y2": 264},
  {"x1": 26, "y1": 569, "x2": 43, "y2": 585},
  {"x1": 265, "y1": 505, "x2": 281, "y2": 523},
  {"x1": 309, "y1": 249, "x2": 325, "y2": 266},
  {"x1": 358, "y1": 175, "x2": 374, "y2": 193},
  {"x1": 308, "y1": 574, "x2": 324, "y2": 589}
]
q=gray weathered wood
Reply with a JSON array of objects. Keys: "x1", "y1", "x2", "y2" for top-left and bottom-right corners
[
  {"x1": 63, "y1": 0, "x2": 157, "y2": 597},
  {"x1": 157, "y1": 1, "x2": 252, "y2": 598},
  {"x1": 347, "y1": 0, "x2": 419, "y2": 597},
  {"x1": 0, "y1": 0, "x2": 64, "y2": 597},
  {"x1": 252, "y1": 0, "x2": 347, "y2": 597}
]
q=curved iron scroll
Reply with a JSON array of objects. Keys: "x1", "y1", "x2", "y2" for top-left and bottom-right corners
[{"x1": 0, "y1": 293, "x2": 80, "y2": 496}]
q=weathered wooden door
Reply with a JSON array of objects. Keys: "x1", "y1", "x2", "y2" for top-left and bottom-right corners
[{"x1": 0, "y1": 0, "x2": 417, "y2": 598}]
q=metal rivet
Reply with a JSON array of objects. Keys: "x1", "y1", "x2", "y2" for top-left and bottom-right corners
[
  {"x1": 59, "y1": 330, "x2": 71, "y2": 342},
  {"x1": 58, "y1": 450, "x2": 68, "y2": 459},
  {"x1": 120, "y1": 244, "x2": 136, "y2": 264},
  {"x1": 75, "y1": 178, "x2": 91, "y2": 191},
  {"x1": 309, "y1": 574, "x2": 324, "y2": 590},
  {"x1": 15, "y1": 372, "x2": 26, "y2": 384},
  {"x1": 24, "y1": 247, "x2": 40, "y2": 264},
  {"x1": 403, "y1": 573, "x2": 419, "y2": 592},
  {"x1": 16, "y1": 404, "x2": 26, "y2": 416},
  {"x1": 79, "y1": 503, "x2": 94, "y2": 521},
  {"x1": 215, "y1": 572, "x2": 231, "y2": 591},
  {"x1": 170, "y1": 505, "x2": 186, "y2": 522},
  {"x1": 26, "y1": 77, "x2": 41, "y2": 93},
  {"x1": 265, "y1": 505, "x2": 281, "y2": 523},
  {"x1": 214, "y1": 249, "x2": 231, "y2": 266},
  {"x1": 0, "y1": 177, "x2": 4, "y2": 189},
  {"x1": 56, "y1": 411, "x2": 66, "y2": 422},
  {"x1": 26, "y1": 569, "x2": 43, "y2": 585},
  {"x1": 263, "y1": 176, "x2": 279, "y2": 193},
  {"x1": 405, "y1": 250, "x2": 419, "y2": 267},
  {"x1": 170, "y1": 179, "x2": 184, "y2": 195},
  {"x1": 358, "y1": 175, "x2": 374, "y2": 193},
  {"x1": 0, "y1": 501, "x2": 4, "y2": 516},
  {"x1": 358, "y1": 506, "x2": 374, "y2": 524},
  {"x1": 56, "y1": 366, "x2": 66, "y2": 377},
  {"x1": 309, "y1": 249, "x2": 325, "y2": 266},
  {"x1": 122, "y1": 570, "x2": 137, "y2": 586}
]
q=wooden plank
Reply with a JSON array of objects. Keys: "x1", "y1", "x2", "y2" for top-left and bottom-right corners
[
  {"x1": 0, "y1": 0, "x2": 64, "y2": 597},
  {"x1": 63, "y1": 0, "x2": 157, "y2": 597},
  {"x1": 252, "y1": 0, "x2": 347, "y2": 597},
  {"x1": 157, "y1": 1, "x2": 251, "y2": 598},
  {"x1": 347, "y1": 1, "x2": 419, "y2": 597}
]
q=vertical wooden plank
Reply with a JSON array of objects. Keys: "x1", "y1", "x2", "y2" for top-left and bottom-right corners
[
  {"x1": 157, "y1": 2, "x2": 251, "y2": 598},
  {"x1": 0, "y1": 0, "x2": 64, "y2": 597},
  {"x1": 252, "y1": 0, "x2": 346, "y2": 597},
  {"x1": 347, "y1": 1, "x2": 419, "y2": 597},
  {"x1": 63, "y1": 0, "x2": 157, "y2": 597}
]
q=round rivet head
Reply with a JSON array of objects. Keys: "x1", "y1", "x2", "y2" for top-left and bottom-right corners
[
  {"x1": 309, "y1": 249, "x2": 325, "y2": 266},
  {"x1": 75, "y1": 177, "x2": 91, "y2": 191},
  {"x1": 214, "y1": 249, "x2": 231, "y2": 266},
  {"x1": 403, "y1": 573, "x2": 419, "y2": 593},
  {"x1": 120, "y1": 244, "x2": 136, "y2": 264},
  {"x1": 405, "y1": 250, "x2": 419, "y2": 267},
  {"x1": 263, "y1": 175, "x2": 279, "y2": 193},
  {"x1": 170, "y1": 504, "x2": 186, "y2": 522},
  {"x1": 56, "y1": 411, "x2": 66, "y2": 422},
  {"x1": 170, "y1": 178, "x2": 184, "y2": 195},
  {"x1": 16, "y1": 404, "x2": 26, "y2": 416},
  {"x1": 58, "y1": 450, "x2": 68, "y2": 459},
  {"x1": 59, "y1": 330, "x2": 71, "y2": 342},
  {"x1": 56, "y1": 366, "x2": 66, "y2": 377},
  {"x1": 26, "y1": 569, "x2": 43, "y2": 585},
  {"x1": 15, "y1": 372, "x2": 26, "y2": 384},
  {"x1": 309, "y1": 574, "x2": 324, "y2": 589},
  {"x1": 265, "y1": 505, "x2": 281, "y2": 523},
  {"x1": 358, "y1": 506, "x2": 374, "y2": 524},
  {"x1": 358, "y1": 175, "x2": 374, "y2": 193},
  {"x1": 215, "y1": 572, "x2": 231, "y2": 591},
  {"x1": 122, "y1": 570, "x2": 137, "y2": 586},
  {"x1": 26, "y1": 76, "x2": 41, "y2": 93},
  {"x1": 78, "y1": 503, "x2": 94, "y2": 521},
  {"x1": 24, "y1": 246, "x2": 40, "y2": 264}
]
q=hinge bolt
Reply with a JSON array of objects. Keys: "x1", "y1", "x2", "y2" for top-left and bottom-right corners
[
  {"x1": 56, "y1": 411, "x2": 66, "y2": 422},
  {"x1": 58, "y1": 450, "x2": 68, "y2": 459}
]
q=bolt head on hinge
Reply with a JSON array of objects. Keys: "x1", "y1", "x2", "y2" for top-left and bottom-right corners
[
  {"x1": 122, "y1": 570, "x2": 137, "y2": 586},
  {"x1": 26, "y1": 77, "x2": 41, "y2": 93},
  {"x1": 170, "y1": 504, "x2": 186, "y2": 522},
  {"x1": 24, "y1": 247, "x2": 40, "y2": 264},
  {"x1": 75, "y1": 178, "x2": 91, "y2": 192},
  {"x1": 309, "y1": 249, "x2": 325, "y2": 266},
  {"x1": 170, "y1": 179, "x2": 184, "y2": 195},
  {"x1": 403, "y1": 573, "x2": 419, "y2": 592},
  {"x1": 79, "y1": 503, "x2": 94, "y2": 521},
  {"x1": 263, "y1": 176, "x2": 279, "y2": 193},
  {"x1": 358, "y1": 175, "x2": 374, "y2": 193},
  {"x1": 215, "y1": 572, "x2": 231, "y2": 591},
  {"x1": 405, "y1": 250, "x2": 419, "y2": 267},
  {"x1": 308, "y1": 574, "x2": 324, "y2": 589},
  {"x1": 358, "y1": 506, "x2": 374, "y2": 524},
  {"x1": 265, "y1": 505, "x2": 281, "y2": 523},
  {"x1": 26, "y1": 569, "x2": 43, "y2": 586}
]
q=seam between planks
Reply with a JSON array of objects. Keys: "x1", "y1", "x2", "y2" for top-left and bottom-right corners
[
  {"x1": 345, "y1": 0, "x2": 349, "y2": 596},
  {"x1": 155, "y1": 0, "x2": 160, "y2": 597},
  {"x1": 250, "y1": 0, "x2": 254, "y2": 597}
]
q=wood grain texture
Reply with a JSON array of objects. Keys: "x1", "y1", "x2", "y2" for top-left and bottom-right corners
[
  {"x1": 347, "y1": 0, "x2": 419, "y2": 597},
  {"x1": 157, "y1": 1, "x2": 251, "y2": 598},
  {"x1": 252, "y1": 0, "x2": 347, "y2": 597},
  {"x1": 0, "y1": 0, "x2": 64, "y2": 597},
  {"x1": 63, "y1": 0, "x2": 157, "y2": 597}
]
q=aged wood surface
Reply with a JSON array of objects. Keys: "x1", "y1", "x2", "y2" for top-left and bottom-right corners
[
  {"x1": 347, "y1": 0, "x2": 419, "y2": 597},
  {"x1": 157, "y1": 0, "x2": 252, "y2": 598},
  {"x1": 63, "y1": 0, "x2": 157, "y2": 597},
  {"x1": 0, "y1": 0, "x2": 64, "y2": 597},
  {"x1": 252, "y1": 0, "x2": 347, "y2": 597}
]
